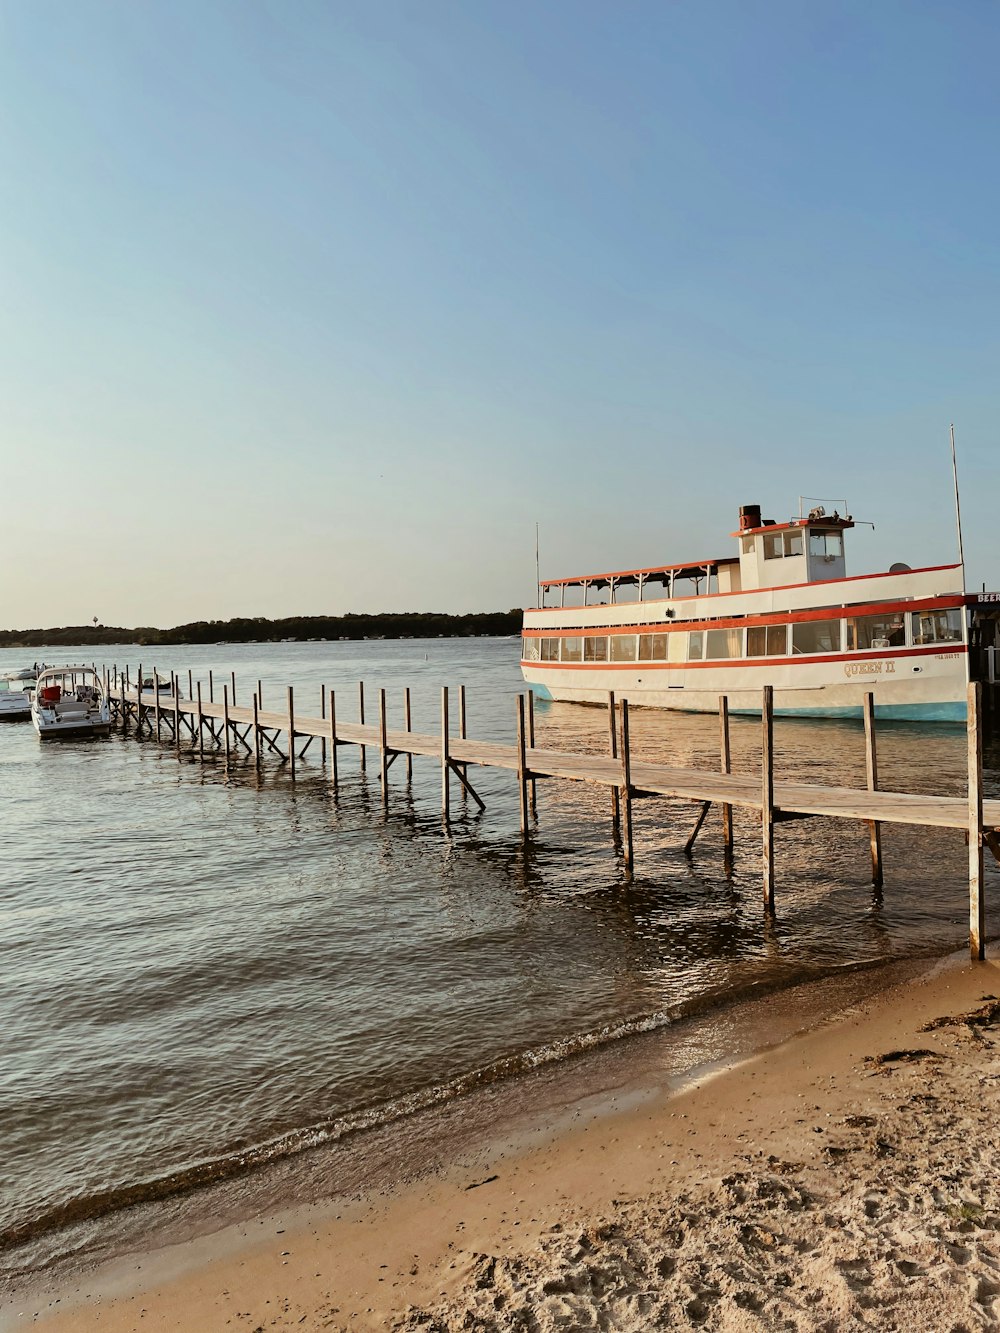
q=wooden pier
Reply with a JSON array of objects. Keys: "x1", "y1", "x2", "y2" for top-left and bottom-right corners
[{"x1": 104, "y1": 666, "x2": 998, "y2": 961}]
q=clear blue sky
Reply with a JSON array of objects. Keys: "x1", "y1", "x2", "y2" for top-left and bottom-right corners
[{"x1": 1, "y1": 0, "x2": 997, "y2": 628}]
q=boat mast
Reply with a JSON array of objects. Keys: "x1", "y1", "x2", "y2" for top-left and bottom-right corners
[{"x1": 950, "y1": 423, "x2": 966, "y2": 594}]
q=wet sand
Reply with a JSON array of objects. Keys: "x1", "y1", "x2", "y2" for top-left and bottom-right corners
[{"x1": 12, "y1": 947, "x2": 1000, "y2": 1332}]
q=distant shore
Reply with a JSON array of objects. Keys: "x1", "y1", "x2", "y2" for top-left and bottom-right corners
[
  {"x1": 0, "y1": 611, "x2": 523, "y2": 650},
  {"x1": 16, "y1": 948, "x2": 1000, "y2": 1333}
]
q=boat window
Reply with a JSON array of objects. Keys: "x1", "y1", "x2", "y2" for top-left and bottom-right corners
[
  {"x1": 539, "y1": 638, "x2": 559, "y2": 661},
  {"x1": 523, "y1": 640, "x2": 540, "y2": 661},
  {"x1": 910, "y1": 608, "x2": 964, "y2": 645},
  {"x1": 763, "y1": 531, "x2": 804, "y2": 560},
  {"x1": 705, "y1": 628, "x2": 743, "y2": 659},
  {"x1": 809, "y1": 530, "x2": 844, "y2": 559},
  {"x1": 791, "y1": 619, "x2": 843, "y2": 654},
  {"x1": 747, "y1": 625, "x2": 788, "y2": 656},
  {"x1": 638, "y1": 634, "x2": 668, "y2": 661},
  {"x1": 561, "y1": 637, "x2": 583, "y2": 663},
  {"x1": 584, "y1": 636, "x2": 608, "y2": 662},
  {"x1": 847, "y1": 613, "x2": 906, "y2": 650},
  {"x1": 610, "y1": 635, "x2": 637, "y2": 662},
  {"x1": 688, "y1": 631, "x2": 704, "y2": 661},
  {"x1": 741, "y1": 535, "x2": 755, "y2": 555}
]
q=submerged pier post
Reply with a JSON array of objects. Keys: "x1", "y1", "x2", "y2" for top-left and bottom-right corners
[
  {"x1": 404, "y1": 687, "x2": 413, "y2": 783},
  {"x1": 762, "y1": 685, "x2": 775, "y2": 911},
  {"x1": 358, "y1": 681, "x2": 367, "y2": 773},
  {"x1": 516, "y1": 693, "x2": 529, "y2": 836},
  {"x1": 287, "y1": 685, "x2": 296, "y2": 781},
  {"x1": 608, "y1": 692, "x2": 620, "y2": 829},
  {"x1": 527, "y1": 690, "x2": 537, "y2": 817},
  {"x1": 252, "y1": 690, "x2": 261, "y2": 771},
  {"x1": 320, "y1": 685, "x2": 327, "y2": 766},
  {"x1": 441, "y1": 686, "x2": 451, "y2": 821},
  {"x1": 328, "y1": 688, "x2": 338, "y2": 785},
  {"x1": 173, "y1": 673, "x2": 180, "y2": 756},
  {"x1": 719, "y1": 695, "x2": 733, "y2": 862},
  {"x1": 379, "y1": 687, "x2": 389, "y2": 807},
  {"x1": 969, "y1": 681, "x2": 985, "y2": 961},
  {"x1": 863, "y1": 692, "x2": 883, "y2": 887},
  {"x1": 619, "y1": 698, "x2": 634, "y2": 876}
]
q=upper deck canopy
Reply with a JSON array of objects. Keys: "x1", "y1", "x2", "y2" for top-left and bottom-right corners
[{"x1": 539, "y1": 556, "x2": 738, "y2": 592}]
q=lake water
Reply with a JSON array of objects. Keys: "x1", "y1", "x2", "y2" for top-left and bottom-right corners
[{"x1": 2, "y1": 637, "x2": 998, "y2": 1300}]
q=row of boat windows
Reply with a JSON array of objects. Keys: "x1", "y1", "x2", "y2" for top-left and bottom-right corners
[{"x1": 526, "y1": 608, "x2": 963, "y2": 664}]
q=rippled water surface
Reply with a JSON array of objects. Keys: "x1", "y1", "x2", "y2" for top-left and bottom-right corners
[{"x1": 2, "y1": 638, "x2": 998, "y2": 1290}]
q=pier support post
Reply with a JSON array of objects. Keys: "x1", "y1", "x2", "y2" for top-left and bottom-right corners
[
  {"x1": 527, "y1": 690, "x2": 537, "y2": 817},
  {"x1": 762, "y1": 685, "x2": 775, "y2": 911},
  {"x1": 404, "y1": 687, "x2": 412, "y2": 783},
  {"x1": 230, "y1": 671, "x2": 237, "y2": 706},
  {"x1": 863, "y1": 692, "x2": 883, "y2": 888},
  {"x1": 223, "y1": 685, "x2": 231, "y2": 764},
  {"x1": 137, "y1": 663, "x2": 144, "y2": 735},
  {"x1": 208, "y1": 670, "x2": 214, "y2": 704},
  {"x1": 320, "y1": 686, "x2": 327, "y2": 767},
  {"x1": 358, "y1": 681, "x2": 367, "y2": 773},
  {"x1": 188, "y1": 670, "x2": 193, "y2": 703},
  {"x1": 196, "y1": 680, "x2": 204, "y2": 762},
  {"x1": 608, "y1": 692, "x2": 621, "y2": 830},
  {"x1": 379, "y1": 687, "x2": 389, "y2": 808},
  {"x1": 329, "y1": 688, "x2": 338, "y2": 786},
  {"x1": 173, "y1": 674, "x2": 180, "y2": 756},
  {"x1": 516, "y1": 694, "x2": 529, "y2": 836},
  {"x1": 719, "y1": 695, "x2": 733, "y2": 864},
  {"x1": 154, "y1": 670, "x2": 161, "y2": 738},
  {"x1": 253, "y1": 690, "x2": 261, "y2": 771},
  {"x1": 619, "y1": 698, "x2": 634, "y2": 877},
  {"x1": 459, "y1": 684, "x2": 468, "y2": 802},
  {"x1": 288, "y1": 686, "x2": 296, "y2": 781},
  {"x1": 441, "y1": 687, "x2": 450, "y2": 822},
  {"x1": 969, "y1": 681, "x2": 985, "y2": 961}
]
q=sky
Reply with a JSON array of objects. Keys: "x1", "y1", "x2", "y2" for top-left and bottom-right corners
[{"x1": 1, "y1": 0, "x2": 998, "y2": 629}]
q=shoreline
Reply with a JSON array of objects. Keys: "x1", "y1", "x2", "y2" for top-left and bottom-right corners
[{"x1": 10, "y1": 945, "x2": 1000, "y2": 1331}]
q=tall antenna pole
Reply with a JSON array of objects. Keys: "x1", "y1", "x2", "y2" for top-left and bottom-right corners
[
  {"x1": 535, "y1": 522, "x2": 540, "y2": 607},
  {"x1": 950, "y1": 423, "x2": 966, "y2": 593}
]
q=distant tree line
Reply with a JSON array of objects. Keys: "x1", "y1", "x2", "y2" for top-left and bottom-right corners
[{"x1": 0, "y1": 610, "x2": 524, "y2": 648}]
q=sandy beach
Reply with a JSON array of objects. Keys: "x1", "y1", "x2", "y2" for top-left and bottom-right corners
[{"x1": 11, "y1": 948, "x2": 1000, "y2": 1333}]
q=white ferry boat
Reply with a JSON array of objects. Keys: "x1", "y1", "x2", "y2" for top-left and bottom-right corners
[
  {"x1": 31, "y1": 665, "x2": 111, "y2": 738},
  {"x1": 521, "y1": 502, "x2": 972, "y2": 722}
]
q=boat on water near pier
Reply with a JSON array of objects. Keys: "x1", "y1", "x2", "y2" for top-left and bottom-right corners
[
  {"x1": 0, "y1": 678, "x2": 33, "y2": 721},
  {"x1": 31, "y1": 665, "x2": 111, "y2": 738},
  {"x1": 521, "y1": 501, "x2": 989, "y2": 722}
]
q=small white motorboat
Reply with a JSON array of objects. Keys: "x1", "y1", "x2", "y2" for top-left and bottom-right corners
[
  {"x1": 32, "y1": 665, "x2": 111, "y2": 739},
  {"x1": 0, "y1": 678, "x2": 33, "y2": 721}
]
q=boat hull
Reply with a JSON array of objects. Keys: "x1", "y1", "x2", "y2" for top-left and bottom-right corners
[
  {"x1": 33, "y1": 718, "x2": 112, "y2": 739},
  {"x1": 521, "y1": 653, "x2": 969, "y2": 722}
]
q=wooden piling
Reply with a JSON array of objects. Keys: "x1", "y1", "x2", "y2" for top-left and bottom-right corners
[
  {"x1": 137, "y1": 663, "x2": 143, "y2": 734},
  {"x1": 173, "y1": 673, "x2": 180, "y2": 755},
  {"x1": 527, "y1": 690, "x2": 537, "y2": 817},
  {"x1": 188, "y1": 669, "x2": 194, "y2": 702},
  {"x1": 969, "y1": 681, "x2": 985, "y2": 961},
  {"x1": 459, "y1": 685, "x2": 468, "y2": 802},
  {"x1": 762, "y1": 685, "x2": 775, "y2": 911},
  {"x1": 154, "y1": 670, "x2": 161, "y2": 738},
  {"x1": 441, "y1": 686, "x2": 450, "y2": 821},
  {"x1": 223, "y1": 686, "x2": 231, "y2": 763},
  {"x1": 404, "y1": 687, "x2": 413, "y2": 782},
  {"x1": 516, "y1": 694, "x2": 529, "y2": 836},
  {"x1": 719, "y1": 695, "x2": 733, "y2": 860},
  {"x1": 619, "y1": 698, "x2": 634, "y2": 876},
  {"x1": 365, "y1": 682, "x2": 373, "y2": 778},
  {"x1": 608, "y1": 691, "x2": 620, "y2": 829},
  {"x1": 329, "y1": 688, "x2": 338, "y2": 785},
  {"x1": 379, "y1": 687, "x2": 389, "y2": 807},
  {"x1": 320, "y1": 686, "x2": 327, "y2": 766},
  {"x1": 253, "y1": 690, "x2": 261, "y2": 771},
  {"x1": 863, "y1": 691, "x2": 883, "y2": 887},
  {"x1": 230, "y1": 670, "x2": 237, "y2": 705},
  {"x1": 196, "y1": 681, "x2": 204, "y2": 761},
  {"x1": 208, "y1": 670, "x2": 214, "y2": 704},
  {"x1": 288, "y1": 686, "x2": 296, "y2": 781}
]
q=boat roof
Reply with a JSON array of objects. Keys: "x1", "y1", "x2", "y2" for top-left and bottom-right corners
[{"x1": 539, "y1": 556, "x2": 739, "y2": 591}]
